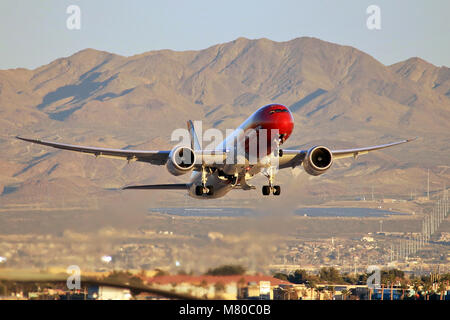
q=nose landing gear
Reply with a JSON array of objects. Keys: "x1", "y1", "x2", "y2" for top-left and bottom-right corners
[
  {"x1": 262, "y1": 166, "x2": 281, "y2": 196},
  {"x1": 261, "y1": 136, "x2": 283, "y2": 196}
]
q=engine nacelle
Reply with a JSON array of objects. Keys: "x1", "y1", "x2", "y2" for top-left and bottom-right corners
[
  {"x1": 166, "y1": 146, "x2": 196, "y2": 176},
  {"x1": 303, "y1": 146, "x2": 333, "y2": 176}
]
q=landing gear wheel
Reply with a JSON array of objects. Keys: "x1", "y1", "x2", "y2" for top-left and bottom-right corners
[
  {"x1": 262, "y1": 185, "x2": 271, "y2": 196},
  {"x1": 279, "y1": 149, "x2": 283, "y2": 157},
  {"x1": 206, "y1": 185, "x2": 214, "y2": 196},
  {"x1": 195, "y1": 185, "x2": 204, "y2": 196},
  {"x1": 273, "y1": 185, "x2": 281, "y2": 196}
]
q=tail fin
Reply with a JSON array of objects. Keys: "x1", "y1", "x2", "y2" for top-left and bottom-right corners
[{"x1": 187, "y1": 120, "x2": 201, "y2": 151}]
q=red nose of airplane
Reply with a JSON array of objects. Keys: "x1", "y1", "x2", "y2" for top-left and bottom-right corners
[{"x1": 253, "y1": 104, "x2": 294, "y2": 143}]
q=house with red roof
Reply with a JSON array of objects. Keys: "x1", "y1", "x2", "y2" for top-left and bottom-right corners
[{"x1": 145, "y1": 274, "x2": 291, "y2": 299}]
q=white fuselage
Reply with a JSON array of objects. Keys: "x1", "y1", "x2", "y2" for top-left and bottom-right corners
[{"x1": 187, "y1": 104, "x2": 294, "y2": 199}]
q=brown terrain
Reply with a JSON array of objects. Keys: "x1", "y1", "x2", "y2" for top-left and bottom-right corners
[{"x1": 0, "y1": 36, "x2": 449, "y2": 224}]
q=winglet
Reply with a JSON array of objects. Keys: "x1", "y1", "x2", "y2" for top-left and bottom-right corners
[{"x1": 16, "y1": 136, "x2": 40, "y2": 143}]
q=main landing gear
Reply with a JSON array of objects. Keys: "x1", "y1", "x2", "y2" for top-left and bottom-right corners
[
  {"x1": 195, "y1": 165, "x2": 214, "y2": 196},
  {"x1": 262, "y1": 185, "x2": 281, "y2": 196},
  {"x1": 195, "y1": 185, "x2": 214, "y2": 196}
]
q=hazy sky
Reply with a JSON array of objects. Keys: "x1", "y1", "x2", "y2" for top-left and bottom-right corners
[{"x1": 0, "y1": 0, "x2": 449, "y2": 70}]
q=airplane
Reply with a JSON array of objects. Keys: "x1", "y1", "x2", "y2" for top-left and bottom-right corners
[{"x1": 17, "y1": 104, "x2": 415, "y2": 199}]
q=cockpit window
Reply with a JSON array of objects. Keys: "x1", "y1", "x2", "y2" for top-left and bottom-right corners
[{"x1": 269, "y1": 109, "x2": 288, "y2": 114}]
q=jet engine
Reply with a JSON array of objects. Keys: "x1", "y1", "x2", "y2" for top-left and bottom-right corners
[
  {"x1": 166, "y1": 146, "x2": 196, "y2": 176},
  {"x1": 303, "y1": 146, "x2": 333, "y2": 176}
]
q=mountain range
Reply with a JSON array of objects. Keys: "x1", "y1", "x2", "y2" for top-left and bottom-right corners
[{"x1": 1, "y1": 37, "x2": 449, "y2": 209}]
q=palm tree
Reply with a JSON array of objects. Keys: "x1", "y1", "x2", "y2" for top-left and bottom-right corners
[
  {"x1": 438, "y1": 282, "x2": 446, "y2": 300},
  {"x1": 317, "y1": 287, "x2": 324, "y2": 300},
  {"x1": 328, "y1": 286, "x2": 335, "y2": 300},
  {"x1": 301, "y1": 289, "x2": 308, "y2": 299},
  {"x1": 237, "y1": 277, "x2": 246, "y2": 299},
  {"x1": 199, "y1": 279, "x2": 209, "y2": 298},
  {"x1": 306, "y1": 281, "x2": 316, "y2": 300},
  {"x1": 422, "y1": 282, "x2": 432, "y2": 300},
  {"x1": 214, "y1": 282, "x2": 226, "y2": 299},
  {"x1": 412, "y1": 280, "x2": 422, "y2": 300},
  {"x1": 400, "y1": 281, "x2": 408, "y2": 300},
  {"x1": 341, "y1": 289, "x2": 349, "y2": 301}
]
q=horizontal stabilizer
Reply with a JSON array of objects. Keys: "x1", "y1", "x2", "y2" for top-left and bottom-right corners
[{"x1": 123, "y1": 184, "x2": 188, "y2": 190}]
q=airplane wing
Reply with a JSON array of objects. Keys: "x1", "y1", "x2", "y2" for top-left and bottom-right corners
[
  {"x1": 331, "y1": 138, "x2": 416, "y2": 160},
  {"x1": 279, "y1": 138, "x2": 416, "y2": 169},
  {"x1": 16, "y1": 136, "x2": 228, "y2": 166},
  {"x1": 16, "y1": 136, "x2": 170, "y2": 165},
  {"x1": 17, "y1": 136, "x2": 415, "y2": 169}
]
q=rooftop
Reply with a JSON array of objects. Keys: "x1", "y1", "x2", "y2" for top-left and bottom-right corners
[{"x1": 146, "y1": 275, "x2": 290, "y2": 286}]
